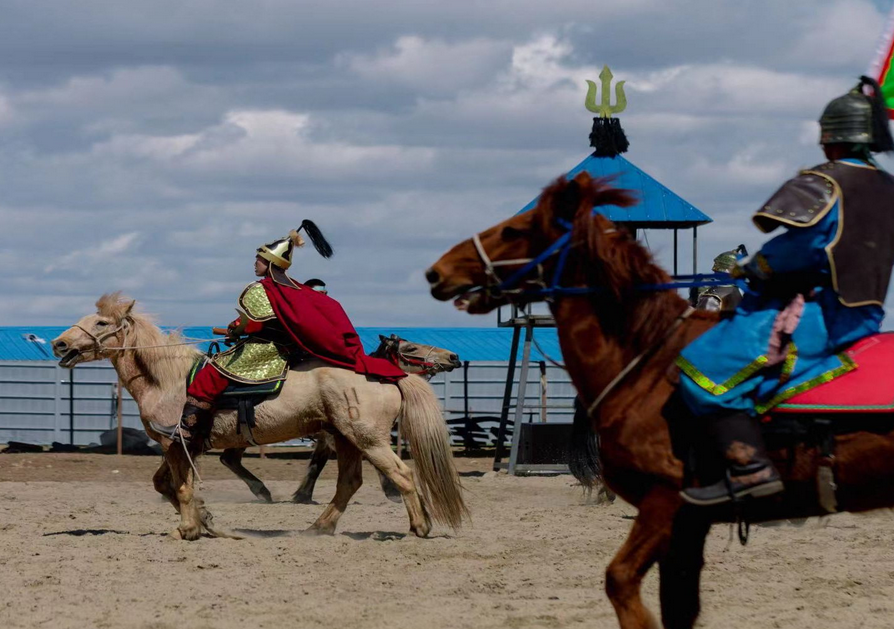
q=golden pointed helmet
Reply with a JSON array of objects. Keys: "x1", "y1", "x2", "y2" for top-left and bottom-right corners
[
  {"x1": 256, "y1": 221, "x2": 335, "y2": 270},
  {"x1": 257, "y1": 229, "x2": 305, "y2": 270}
]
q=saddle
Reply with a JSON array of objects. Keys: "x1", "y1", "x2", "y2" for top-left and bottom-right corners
[
  {"x1": 759, "y1": 332, "x2": 894, "y2": 512},
  {"x1": 771, "y1": 333, "x2": 894, "y2": 414},
  {"x1": 187, "y1": 359, "x2": 284, "y2": 446}
]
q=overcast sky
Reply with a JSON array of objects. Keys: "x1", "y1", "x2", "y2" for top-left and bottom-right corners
[{"x1": 1, "y1": 0, "x2": 892, "y2": 328}]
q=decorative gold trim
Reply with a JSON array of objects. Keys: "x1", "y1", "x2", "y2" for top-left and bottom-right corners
[
  {"x1": 238, "y1": 282, "x2": 276, "y2": 321},
  {"x1": 779, "y1": 342, "x2": 798, "y2": 385},
  {"x1": 752, "y1": 171, "x2": 840, "y2": 234},
  {"x1": 676, "y1": 354, "x2": 770, "y2": 396},
  {"x1": 258, "y1": 247, "x2": 291, "y2": 269},
  {"x1": 755, "y1": 353, "x2": 857, "y2": 415}
]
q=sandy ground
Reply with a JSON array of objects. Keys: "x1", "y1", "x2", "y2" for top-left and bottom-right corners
[{"x1": 1, "y1": 452, "x2": 894, "y2": 629}]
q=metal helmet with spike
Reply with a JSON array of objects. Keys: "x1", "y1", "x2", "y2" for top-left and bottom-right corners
[
  {"x1": 819, "y1": 76, "x2": 894, "y2": 152},
  {"x1": 257, "y1": 230, "x2": 303, "y2": 270},
  {"x1": 256, "y1": 220, "x2": 335, "y2": 270},
  {"x1": 712, "y1": 244, "x2": 748, "y2": 273}
]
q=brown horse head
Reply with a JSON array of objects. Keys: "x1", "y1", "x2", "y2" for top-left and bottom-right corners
[
  {"x1": 427, "y1": 171, "x2": 650, "y2": 314},
  {"x1": 51, "y1": 292, "x2": 138, "y2": 368}
]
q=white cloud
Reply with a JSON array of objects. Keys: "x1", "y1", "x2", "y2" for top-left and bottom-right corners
[
  {"x1": 786, "y1": 0, "x2": 884, "y2": 68},
  {"x1": 342, "y1": 36, "x2": 510, "y2": 95},
  {"x1": 45, "y1": 232, "x2": 140, "y2": 273},
  {"x1": 0, "y1": 1, "x2": 890, "y2": 329}
]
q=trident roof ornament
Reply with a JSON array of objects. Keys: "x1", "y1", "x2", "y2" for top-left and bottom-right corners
[{"x1": 585, "y1": 65, "x2": 627, "y2": 118}]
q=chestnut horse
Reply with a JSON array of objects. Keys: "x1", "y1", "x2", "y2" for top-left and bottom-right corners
[{"x1": 427, "y1": 172, "x2": 894, "y2": 628}]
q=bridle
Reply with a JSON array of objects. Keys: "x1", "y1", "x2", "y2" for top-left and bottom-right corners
[
  {"x1": 470, "y1": 220, "x2": 574, "y2": 300},
  {"x1": 468, "y1": 211, "x2": 739, "y2": 415},
  {"x1": 470, "y1": 214, "x2": 736, "y2": 301},
  {"x1": 383, "y1": 340, "x2": 444, "y2": 379},
  {"x1": 72, "y1": 318, "x2": 132, "y2": 358}
]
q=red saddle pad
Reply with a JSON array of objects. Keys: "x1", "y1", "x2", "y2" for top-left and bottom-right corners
[{"x1": 772, "y1": 333, "x2": 894, "y2": 414}]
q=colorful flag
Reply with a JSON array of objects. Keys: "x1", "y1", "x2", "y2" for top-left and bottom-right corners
[{"x1": 871, "y1": 3, "x2": 894, "y2": 118}]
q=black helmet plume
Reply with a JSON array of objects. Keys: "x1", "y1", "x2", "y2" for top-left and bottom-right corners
[
  {"x1": 298, "y1": 220, "x2": 334, "y2": 258},
  {"x1": 860, "y1": 75, "x2": 894, "y2": 153}
]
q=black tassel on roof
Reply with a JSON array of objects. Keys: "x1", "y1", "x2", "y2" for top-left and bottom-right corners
[{"x1": 589, "y1": 117, "x2": 629, "y2": 158}]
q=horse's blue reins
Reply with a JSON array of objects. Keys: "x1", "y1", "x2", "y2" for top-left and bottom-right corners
[{"x1": 471, "y1": 214, "x2": 745, "y2": 300}]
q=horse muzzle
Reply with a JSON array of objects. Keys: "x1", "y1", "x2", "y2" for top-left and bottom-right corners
[{"x1": 57, "y1": 348, "x2": 82, "y2": 369}]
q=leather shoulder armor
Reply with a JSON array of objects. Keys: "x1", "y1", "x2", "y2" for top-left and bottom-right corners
[
  {"x1": 752, "y1": 164, "x2": 839, "y2": 234},
  {"x1": 238, "y1": 282, "x2": 276, "y2": 321}
]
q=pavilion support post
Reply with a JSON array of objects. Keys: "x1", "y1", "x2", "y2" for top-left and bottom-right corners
[
  {"x1": 673, "y1": 229, "x2": 678, "y2": 275},
  {"x1": 692, "y1": 226, "x2": 698, "y2": 273},
  {"x1": 493, "y1": 324, "x2": 521, "y2": 469},
  {"x1": 507, "y1": 321, "x2": 534, "y2": 476}
]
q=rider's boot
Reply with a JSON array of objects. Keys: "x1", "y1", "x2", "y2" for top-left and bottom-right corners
[
  {"x1": 149, "y1": 396, "x2": 213, "y2": 448},
  {"x1": 681, "y1": 411, "x2": 783, "y2": 506}
]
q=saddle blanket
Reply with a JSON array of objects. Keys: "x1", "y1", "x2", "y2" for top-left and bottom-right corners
[{"x1": 772, "y1": 333, "x2": 894, "y2": 414}]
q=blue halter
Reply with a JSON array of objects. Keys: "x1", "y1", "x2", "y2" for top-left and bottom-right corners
[{"x1": 474, "y1": 213, "x2": 742, "y2": 300}]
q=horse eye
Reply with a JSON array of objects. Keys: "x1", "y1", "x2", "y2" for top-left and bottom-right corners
[
  {"x1": 404, "y1": 345, "x2": 417, "y2": 352},
  {"x1": 96, "y1": 321, "x2": 109, "y2": 327}
]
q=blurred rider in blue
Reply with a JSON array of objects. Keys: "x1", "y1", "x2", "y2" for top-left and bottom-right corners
[{"x1": 677, "y1": 77, "x2": 894, "y2": 506}]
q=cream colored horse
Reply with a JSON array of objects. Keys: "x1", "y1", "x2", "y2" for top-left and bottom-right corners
[{"x1": 51, "y1": 294, "x2": 468, "y2": 540}]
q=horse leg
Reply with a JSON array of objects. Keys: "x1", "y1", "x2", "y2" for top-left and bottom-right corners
[
  {"x1": 306, "y1": 435, "x2": 362, "y2": 535},
  {"x1": 220, "y1": 447, "x2": 273, "y2": 503},
  {"x1": 293, "y1": 434, "x2": 332, "y2": 504},
  {"x1": 605, "y1": 486, "x2": 680, "y2": 629},
  {"x1": 377, "y1": 469, "x2": 403, "y2": 503},
  {"x1": 658, "y1": 508, "x2": 711, "y2": 629},
  {"x1": 358, "y1": 444, "x2": 431, "y2": 538},
  {"x1": 152, "y1": 459, "x2": 180, "y2": 512},
  {"x1": 165, "y1": 446, "x2": 203, "y2": 541}
]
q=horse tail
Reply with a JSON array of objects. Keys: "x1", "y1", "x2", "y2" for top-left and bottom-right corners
[
  {"x1": 397, "y1": 375, "x2": 469, "y2": 530},
  {"x1": 568, "y1": 397, "x2": 602, "y2": 489}
]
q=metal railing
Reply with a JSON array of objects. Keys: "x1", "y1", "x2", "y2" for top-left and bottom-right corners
[{"x1": 0, "y1": 360, "x2": 575, "y2": 447}]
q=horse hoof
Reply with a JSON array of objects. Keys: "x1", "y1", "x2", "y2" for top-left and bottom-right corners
[
  {"x1": 169, "y1": 528, "x2": 183, "y2": 540},
  {"x1": 292, "y1": 493, "x2": 314, "y2": 505},
  {"x1": 257, "y1": 490, "x2": 273, "y2": 504},
  {"x1": 303, "y1": 526, "x2": 335, "y2": 536},
  {"x1": 410, "y1": 524, "x2": 431, "y2": 538},
  {"x1": 178, "y1": 525, "x2": 202, "y2": 541}
]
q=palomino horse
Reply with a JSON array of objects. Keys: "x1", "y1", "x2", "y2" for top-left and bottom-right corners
[
  {"x1": 52, "y1": 294, "x2": 468, "y2": 540},
  {"x1": 219, "y1": 334, "x2": 462, "y2": 503},
  {"x1": 427, "y1": 172, "x2": 894, "y2": 628}
]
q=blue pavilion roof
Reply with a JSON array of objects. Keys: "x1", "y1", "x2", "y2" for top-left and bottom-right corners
[{"x1": 518, "y1": 154, "x2": 711, "y2": 228}]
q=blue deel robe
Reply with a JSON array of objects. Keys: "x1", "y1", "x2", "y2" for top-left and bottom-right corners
[{"x1": 678, "y1": 170, "x2": 884, "y2": 417}]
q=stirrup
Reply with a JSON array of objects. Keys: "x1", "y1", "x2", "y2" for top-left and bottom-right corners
[{"x1": 680, "y1": 466, "x2": 784, "y2": 507}]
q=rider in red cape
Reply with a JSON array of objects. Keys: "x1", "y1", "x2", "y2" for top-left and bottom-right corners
[
  {"x1": 260, "y1": 275, "x2": 405, "y2": 380},
  {"x1": 151, "y1": 220, "x2": 403, "y2": 448}
]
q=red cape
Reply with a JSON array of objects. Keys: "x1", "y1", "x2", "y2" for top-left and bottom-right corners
[{"x1": 260, "y1": 277, "x2": 406, "y2": 382}]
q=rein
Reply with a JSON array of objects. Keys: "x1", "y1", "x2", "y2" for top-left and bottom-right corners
[
  {"x1": 469, "y1": 215, "x2": 714, "y2": 416},
  {"x1": 383, "y1": 342, "x2": 443, "y2": 378},
  {"x1": 470, "y1": 215, "x2": 741, "y2": 300},
  {"x1": 72, "y1": 319, "x2": 217, "y2": 354}
]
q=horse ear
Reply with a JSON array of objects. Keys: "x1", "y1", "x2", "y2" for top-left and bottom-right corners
[
  {"x1": 123, "y1": 300, "x2": 136, "y2": 319},
  {"x1": 379, "y1": 335, "x2": 388, "y2": 342}
]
